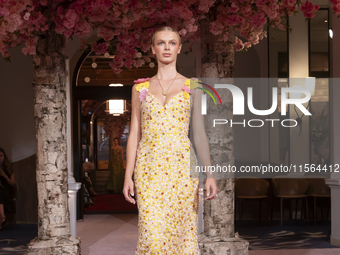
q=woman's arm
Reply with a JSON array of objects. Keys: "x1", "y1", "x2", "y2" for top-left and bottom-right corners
[
  {"x1": 191, "y1": 82, "x2": 218, "y2": 199},
  {"x1": 123, "y1": 84, "x2": 141, "y2": 204},
  {"x1": 124, "y1": 84, "x2": 141, "y2": 180}
]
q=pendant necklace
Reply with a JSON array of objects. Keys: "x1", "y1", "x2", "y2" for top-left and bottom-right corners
[{"x1": 156, "y1": 72, "x2": 178, "y2": 96}]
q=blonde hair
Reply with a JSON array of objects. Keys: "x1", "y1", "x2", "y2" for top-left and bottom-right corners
[{"x1": 151, "y1": 26, "x2": 181, "y2": 46}]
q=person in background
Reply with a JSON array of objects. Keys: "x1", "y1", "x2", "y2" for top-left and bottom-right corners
[
  {"x1": 106, "y1": 137, "x2": 125, "y2": 194},
  {"x1": 82, "y1": 161, "x2": 97, "y2": 209},
  {"x1": 0, "y1": 148, "x2": 17, "y2": 230}
]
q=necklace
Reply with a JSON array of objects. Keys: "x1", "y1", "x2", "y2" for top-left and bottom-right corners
[{"x1": 156, "y1": 72, "x2": 178, "y2": 96}]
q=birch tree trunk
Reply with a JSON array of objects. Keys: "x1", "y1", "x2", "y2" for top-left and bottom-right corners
[
  {"x1": 27, "y1": 33, "x2": 80, "y2": 254},
  {"x1": 198, "y1": 18, "x2": 249, "y2": 255}
]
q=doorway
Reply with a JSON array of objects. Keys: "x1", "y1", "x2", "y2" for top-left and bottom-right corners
[{"x1": 72, "y1": 48, "x2": 157, "y2": 219}]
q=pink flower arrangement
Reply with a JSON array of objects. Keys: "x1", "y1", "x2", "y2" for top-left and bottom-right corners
[
  {"x1": 300, "y1": 0, "x2": 320, "y2": 19},
  {"x1": 0, "y1": 0, "x2": 337, "y2": 70}
]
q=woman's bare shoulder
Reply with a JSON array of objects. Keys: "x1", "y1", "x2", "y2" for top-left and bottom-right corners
[{"x1": 177, "y1": 74, "x2": 190, "y2": 83}]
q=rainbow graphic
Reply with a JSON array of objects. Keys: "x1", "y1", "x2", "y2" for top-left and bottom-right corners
[{"x1": 190, "y1": 79, "x2": 223, "y2": 106}]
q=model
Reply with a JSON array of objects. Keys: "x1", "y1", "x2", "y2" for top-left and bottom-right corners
[{"x1": 123, "y1": 26, "x2": 218, "y2": 254}]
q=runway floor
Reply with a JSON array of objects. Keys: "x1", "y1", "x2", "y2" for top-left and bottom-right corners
[
  {"x1": 77, "y1": 214, "x2": 340, "y2": 255},
  {"x1": 1, "y1": 214, "x2": 339, "y2": 254}
]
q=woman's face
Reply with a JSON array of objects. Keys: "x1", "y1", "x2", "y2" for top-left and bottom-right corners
[
  {"x1": 151, "y1": 31, "x2": 182, "y2": 64},
  {"x1": 0, "y1": 152, "x2": 4, "y2": 164},
  {"x1": 114, "y1": 139, "x2": 119, "y2": 145}
]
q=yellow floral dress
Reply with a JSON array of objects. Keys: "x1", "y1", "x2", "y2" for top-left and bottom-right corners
[{"x1": 134, "y1": 78, "x2": 199, "y2": 254}]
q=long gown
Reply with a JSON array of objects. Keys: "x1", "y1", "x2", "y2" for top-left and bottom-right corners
[
  {"x1": 106, "y1": 147, "x2": 125, "y2": 193},
  {"x1": 134, "y1": 78, "x2": 200, "y2": 254}
]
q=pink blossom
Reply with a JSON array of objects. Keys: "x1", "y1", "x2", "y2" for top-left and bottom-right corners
[
  {"x1": 285, "y1": 0, "x2": 297, "y2": 7},
  {"x1": 244, "y1": 42, "x2": 252, "y2": 48},
  {"x1": 209, "y1": 20, "x2": 224, "y2": 35},
  {"x1": 227, "y1": 2, "x2": 239, "y2": 13},
  {"x1": 226, "y1": 15, "x2": 243, "y2": 26},
  {"x1": 179, "y1": 28, "x2": 187, "y2": 36},
  {"x1": 181, "y1": 85, "x2": 193, "y2": 94},
  {"x1": 300, "y1": 0, "x2": 319, "y2": 19},
  {"x1": 134, "y1": 78, "x2": 150, "y2": 84},
  {"x1": 235, "y1": 36, "x2": 244, "y2": 51},
  {"x1": 64, "y1": 29, "x2": 73, "y2": 38},
  {"x1": 139, "y1": 87, "x2": 148, "y2": 101},
  {"x1": 0, "y1": 40, "x2": 10, "y2": 58},
  {"x1": 0, "y1": 7, "x2": 10, "y2": 17},
  {"x1": 91, "y1": 42, "x2": 110, "y2": 55},
  {"x1": 217, "y1": 32, "x2": 229, "y2": 42},
  {"x1": 75, "y1": 21, "x2": 93, "y2": 37},
  {"x1": 198, "y1": 0, "x2": 215, "y2": 13},
  {"x1": 21, "y1": 36, "x2": 38, "y2": 55},
  {"x1": 331, "y1": 2, "x2": 340, "y2": 15},
  {"x1": 134, "y1": 59, "x2": 145, "y2": 68},
  {"x1": 277, "y1": 24, "x2": 286, "y2": 31},
  {"x1": 63, "y1": 9, "x2": 78, "y2": 29},
  {"x1": 256, "y1": 0, "x2": 269, "y2": 7},
  {"x1": 79, "y1": 38, "x2": 88, "y2": 50},
  {"x1": 5, "y1": 14, "x2": 23, "y2": 33},
  {"x1": 23, "y1": 12, "x2": 30, "y2": 20},
  {"x1": 97, "y1": 27, "x2": 115, "y2": 41},
  {"x1": 40, "y1": 0, "x2": 48, "y2": 6},
  {"x1": 240, "y1": 5, "x2": 252, "y2": 17}
]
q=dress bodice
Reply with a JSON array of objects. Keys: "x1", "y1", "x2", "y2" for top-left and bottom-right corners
[{"x1": 135, "y1": 79, "x2": 194, "y2": 144}]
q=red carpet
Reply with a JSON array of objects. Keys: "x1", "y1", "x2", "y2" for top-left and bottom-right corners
[{"x1": 84, "y1": 194, "x2": 138, "y2": 214}]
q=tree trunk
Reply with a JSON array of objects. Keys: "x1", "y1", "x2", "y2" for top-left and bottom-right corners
[
  {"x1": 27, "y1": 33, "x2": 80, "y2": 254},
  {"x1": 198, "y1": 19, "x2": 249, "y2": 255}
]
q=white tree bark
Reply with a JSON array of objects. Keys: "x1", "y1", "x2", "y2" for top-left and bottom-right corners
[
  {"x1": 27, "y1": 33, "x2": 80, "y2": 254},
  {"x1": 198, "y1": 18, "x2": 249, "y2": 255}
]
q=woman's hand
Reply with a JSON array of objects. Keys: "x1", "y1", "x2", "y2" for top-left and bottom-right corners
[
  {"x1": 0, "y1": 169, "x2": 6, "y2": 178},
  {"x1": 123, "y1": 177, "x2": 136, "y2": 204},
  {"x1": 205, "y1": 177, "x2": 218, "y2": 200}
]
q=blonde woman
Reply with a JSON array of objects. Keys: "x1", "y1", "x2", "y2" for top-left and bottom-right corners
[{"x1": 123, "y1": 26, "x2": 217, "y2": 254}]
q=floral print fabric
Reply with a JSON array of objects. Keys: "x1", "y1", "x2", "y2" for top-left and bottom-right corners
[{"x1": 134, "y1": 78, "x2": 200, "y2": 254}]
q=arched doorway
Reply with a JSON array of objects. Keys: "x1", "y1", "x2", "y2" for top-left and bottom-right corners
[{"x1": 72, "y1": 46, "x2": 157, "y2": 219}]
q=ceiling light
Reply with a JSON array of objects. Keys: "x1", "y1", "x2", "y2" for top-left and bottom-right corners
[
  {"x1": 106, "y1": 100, "x2": 126, "y2": 116},
  {"x1": 329, "y1": 29, "x2": 333, "y2": 39},
  {"x1": 85, "y1": 77, "x2": 90, "y2": 83},
  {"x1": 109, "y1": 83, "x2": 124, "y2": 87}
]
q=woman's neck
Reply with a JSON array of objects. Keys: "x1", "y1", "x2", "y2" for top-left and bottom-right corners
[{"x1": 156, "y1": 63, "x2": 178, "y2": 80}]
